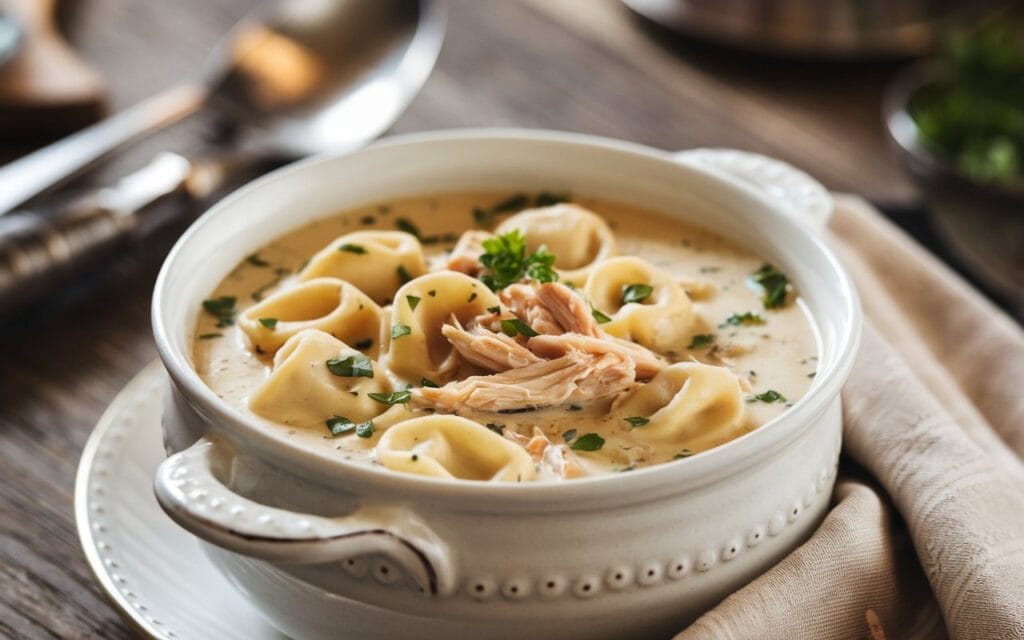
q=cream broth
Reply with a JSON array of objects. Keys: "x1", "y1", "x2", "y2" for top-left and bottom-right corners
[{"x1": 193, "y1": 193, "x2": 818, "y2": 480}]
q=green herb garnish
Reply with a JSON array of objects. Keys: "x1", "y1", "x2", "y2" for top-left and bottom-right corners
[
  {"x1": 624, "y1": 416, "x2": 650, "y2": 427},
  {"x1": 202, "y1": 296, "x2": 237, "y2": 327},
  {"x1": 562, "y1": 429, "x2": 577, "y2": 442},
  {"x1": 355, "y1": 421, "x2": 375, "y2": 438},
  {"x1": 674, "y1": 450, "x2": 694, "y2": 459},
  {"x1": 467, "y1": 292, "x2": 477, "y2": 303},
  {"x1": 485, "y1": 422, "x2": 504, "y2": 435},
  {"x1": 258, "y1": 317, "x2": 278, "y2": 330},
  {"x1": 621, "y1": 283, "x2": 653, "y2": 304},
  {"x1": 198, "y1": 332, "x2": 223, "y2": 340},
  {"x1": 567, "y1": 404, "x2": 582, "y2": 412},
  {"x1": 420, "y1": 377, "x2": 439, "y2": 388},
  {"x1": 406, "y1": 295, "x2": 421, "y2": 311},
  {"x1": 751, "y1": 264, "x2": 790, "y2": 309},
  {"x1": 591, "y1": 307, "x2": 612, "y2": 324},
  {"x1": 753, "y1": 389, "x2": 787, "y2": 403},
  {"x1": 338, "y1": 243, "x2": 367, "y2": 254},
  {"x1": 500, "y1": 318, "x2": 540, "y2": 338},
  {"x1": 354, "y1": 338, "x2": 373, "y2": 350},
  {"x1": 246, "y1": 253, "x2": 270, "y2": 267},
  {"x1": 720, "y1": 311, "x2": 765, "y2": 327},
  {"x1": 533, "y1": 192, "x2": 569, "y2": 207},
  {"x1": 397, "y1": 265, "x2": 413, "y2": 284},
  {"x1": 391, "y1": 324, "x2": 412, "y2": 340},
  {"x1": 395, "y1": 217, "x2": 421, "y2": 238},
  {"x1": 570, "y1": 433, "x2": 605, "y2": 451},
  {"x1": 688, "y1": 334, "x2": 715, "y2": 349},
  {"x1": 486, "y1": 305, "x2": 500, "y2": 314},
  {"x1": 368, "y1": 390, "x2": 412, "y2": 405},
  {"x1": 427, "y1": 289, "x2": 437, "y2": 297},
  {"x1": 326, "y1": 415, "x2": 356, "y2": 436},
  {"x1": 326, "y1": 354, "x2": 374, "y2": 378},
  {"x1": 478, "y1": 229, "x2": 558, "y2": 291}
]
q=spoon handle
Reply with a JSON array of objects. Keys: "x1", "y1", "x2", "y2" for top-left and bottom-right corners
[{"x1": 0, "y1": 83, "x2": 206, "y2": 215}]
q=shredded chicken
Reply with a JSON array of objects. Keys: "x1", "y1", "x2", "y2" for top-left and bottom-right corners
[
  {"x1": 499, "y1": 284, "x2": 563, "y2": 335},
  {"x1": 534, "y1": 282, "x2": 599, "y2": 335},
  {"x1": 525, "y1": 427, "x2": 550, "y2": 460},
  {"x1": 412, "y1": 351, "x2": 635, "y2": 412},
  {"x1": 441, "y1": 317, "x2": 542, "y2": 372},
  {"x1": 527, "y1": 333, "x2": 665, "y2": 380},
  {"x1": 544, "y1": 444, "x2": 585, "y2": 479},
  {"x1": 446, "y1": 231, "x2": 490, "y2": 275}
]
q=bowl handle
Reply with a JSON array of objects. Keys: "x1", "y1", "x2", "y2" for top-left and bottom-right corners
[
  {"x1": 154, "y1": 435, "x2": 455, "y2": 596},
  {"x1": 673, "y1": 149, "x2": 833, "y2": 232}
]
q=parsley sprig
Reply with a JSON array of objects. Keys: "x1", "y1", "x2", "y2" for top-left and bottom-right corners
[
  {"x1": 751, "y1": 264, "x2": 790, "y2": 309},
  {"x1": 478, "y1": 230, "x2": 558, "y2": 291}
]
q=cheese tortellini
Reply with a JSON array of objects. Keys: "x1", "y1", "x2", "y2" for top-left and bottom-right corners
[
  {"x1": 238, "y1": 277, "x2": 384, "y2": 355},
  {"x1": 614, "y1": 362, "x2": 746, "y2": 450},
  {"x1": 249, "y1": 330, "x2": 392, "y2": 428},
  {"x1": 495, "y1": 204, "x2": 615, "y2": 286},
  {"x1": 298, "y1": 231, "x2": 427, "y2": 304},
  {"x1": 584, "y1": 256, "x2": 694, "y2": 354},
  {"x1": 376, "y1": 415, "x2": 536, "y2": 482},
  {"x1": 384, "y1": 271, "x2": 501, "y2": 382}
]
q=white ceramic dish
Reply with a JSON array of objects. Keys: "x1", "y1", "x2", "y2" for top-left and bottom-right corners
[
  {"x1": 75, "y1": 361, "x2": 284, "y2": 640},
  {"x1": 151, "y1": 131, "x2": 861, "y2": 640}
]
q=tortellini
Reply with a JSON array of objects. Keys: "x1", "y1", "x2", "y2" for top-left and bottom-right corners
[
  {"x1": 384, "y1": 271, "x2": 501, "y2": 382},
  {"x1": 614, "y1": 362, "x2": 746, "y2": 450},
  {"x1": 249, "y1": 329, "x2": 392, "y2": 428},
  {"x1": 495, "y1": 204, "x2": 615, "y2": 286},
  {"x1": 584, "y1": 256, "x2": 693, "y2": 354},
  {"x1": 238, "y1": 277, "x2": 384, "y2": 356},
  {"x1": 376, "y1": 415, "x2": 536, "y2": 482},
  {"x1": 298, "y1": 231, "x2": 427, "y2": 304}
]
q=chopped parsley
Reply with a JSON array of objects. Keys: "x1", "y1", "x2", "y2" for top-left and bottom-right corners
[
  {"x1": 591, "y1": 306, "x2": 612, "y2": 324},
  {"x1": 753, "y1": 389, "x2": 787, "y2": 403},
  {"x1": 570, "y1": 432, "x2": 605, "y2": 451},
  {"x1": 397, "y1": 265, "x2": 413, "y2": 284},
  {"x1": 420, "y1": 377, "x2": 439, "y2": 388},
  {"x1": 338, "y1": 243, "x2": 367, "y2": 254},
  {"x1": 246, "y1": 253, "x2": 270, "y2": 267},
  {"x1": 478, "y1": 229, "x2": 558, "y2": 291},
  {"x1": 688, "y1": 334, "x2": 715, "y2": 349},
  {"x1": 326, "y1": 354, "x2": 374, "y2": 378},
  {"x1": 485, "y1": 422, "x2": 504, "y2": 435},
  {"x1": 354, "y1": 338, "x2": 373, "y2": 350},
  {"x1": 473, "y1": 193, "x2": 529, "y2": 226},
  {"x1": 258, "y1": 317, "x2": 278, "y2": 330},
  {"x1": 533, "y1": 191, "x2": 570, "y2": 207},
  {"x1": 326, "y1": 415, "x2": 356, "y2": 436},
  {"x1": 355, "y1": 421, "x2": 375, "y2": 438},
  {"x1": 359, "y1": 215, "x2": 376, "y2": 225},
  {"x1": 467, "y1": 291, "x2": 477, "y2": 303},
  {"x1": 427, "y1": 289, "x2": 437, "y2": 297},
  {"x1": 620, "y1": 283, "x2": 653, "y2": 304},
  {"x1": 807, "y1": 372, "x2": 817, "y2": 378},
  {"x1": 567, "y1": 404, "x2": 582, "y2": 412},
  {"x1": 202, "y1": 296, "x2": 237, "y2": 327},
  {"x1": 562, "y1": 429, "x2": 577, "y2": 442},
  {"x1": 406, "y1": 295, "x2": 421, "y2": 311},
  {"x1": 391, "y1": 324, "x2": 412, "y2": 340},
  {"x1": 368, "y1": 390, "x2": 412, "y2": 405},
  {"x1": 198, "y1": 332, "x2": 223, "y2": 340},
  {"x1": 674, "y1": 450, "x2": 694, "y2": 459},
  {"x1": 624, "y1": 416, "x2": 650, "y2": 427},
  {"x1": 720, "y1": 311, "x2": 765, "y2": 327},
  {"x1": 751, "y1": 264, "x2": 790, "y2": 309},
  {"x1": 500, "y1": 318, "x2": 539, "y2": 338},
  {"x1": 395, "y1": 217, "x2": 422, "y2": 238},
  {"x1": 486, "y1": 305, "x2": 501, "y2": 314},
  {"x1": 421, "y1": 232, "x2": 460, "y2": 246}
]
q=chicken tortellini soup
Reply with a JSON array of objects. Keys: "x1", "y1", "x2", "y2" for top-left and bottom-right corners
[{"x1": 194, "y1": 193, "x2": 819, "y2": 482}]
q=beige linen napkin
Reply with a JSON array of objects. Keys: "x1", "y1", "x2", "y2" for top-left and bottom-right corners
[{"x1": 676, "y1": 196, "x2": 1024, "y2": 640}]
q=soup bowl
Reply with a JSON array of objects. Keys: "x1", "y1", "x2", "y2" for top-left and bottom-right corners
[{"x1": 152, "y1": 130, "x2": 860, "y2": 640}]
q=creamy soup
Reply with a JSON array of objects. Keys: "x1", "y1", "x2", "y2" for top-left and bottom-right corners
[{"x1": 193, "y1": 193, "x2": 818, "y2": 481}]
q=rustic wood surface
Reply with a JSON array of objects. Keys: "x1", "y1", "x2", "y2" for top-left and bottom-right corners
[{"x1": 0, "y1": 1, "x2": 922, "y2": 637}]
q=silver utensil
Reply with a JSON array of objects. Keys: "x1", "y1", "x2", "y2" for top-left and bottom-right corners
[
  {"x1": 0, "y1": 9, "x2": 22, "y2": 70},
  {"x1": 0, "y1": 0, "x2": 444, "y2": 215},
  {"x1": 0, "y1": 0, "x2": 446, "y2": 313}
]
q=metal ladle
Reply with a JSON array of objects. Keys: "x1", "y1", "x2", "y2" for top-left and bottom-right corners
[{"x1": 0, "y1": 0, "x2": 446, "y2": 312}]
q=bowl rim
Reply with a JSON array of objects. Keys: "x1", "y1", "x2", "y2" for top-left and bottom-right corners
[{"x1": 153, "y1": 128, "x2": 862, "y2": 504}]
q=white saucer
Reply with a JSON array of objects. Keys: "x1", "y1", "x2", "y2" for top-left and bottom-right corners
[{"x1": 75, "y1": 361, "x2": 286, "y2": 640}]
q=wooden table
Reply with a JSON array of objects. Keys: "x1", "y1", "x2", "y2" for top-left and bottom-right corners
[{"x1": 0, "y1": 1, "x2": 920, "y2": 636}]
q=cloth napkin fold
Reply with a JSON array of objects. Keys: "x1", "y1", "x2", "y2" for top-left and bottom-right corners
[{"x1": 676, "y1": 196, "x2": 1024, "y2": 640}]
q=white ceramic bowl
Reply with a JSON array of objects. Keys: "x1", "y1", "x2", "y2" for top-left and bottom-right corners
[{"x1": 152, "y1": 130, "x2": 860, "y2": 640}]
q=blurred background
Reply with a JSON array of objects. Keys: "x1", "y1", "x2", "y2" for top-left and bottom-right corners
[{"x1": 0, "y1": 1, "x2": 1021, "y2": 636}]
